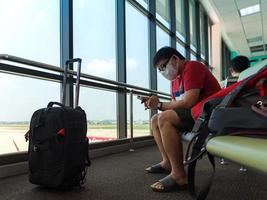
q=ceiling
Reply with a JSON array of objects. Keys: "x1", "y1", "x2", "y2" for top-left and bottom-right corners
[{"x1": 203, "y1": 0, "x2": 267, "y2": 58}]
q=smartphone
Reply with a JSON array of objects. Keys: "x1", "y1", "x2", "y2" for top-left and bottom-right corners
[{"x1": 137, "y1": 95, "x2": 149, "y2": 103}]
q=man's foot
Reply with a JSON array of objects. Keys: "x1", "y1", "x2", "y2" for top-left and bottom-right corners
[
  {"x1": 150, "y1": 175, "x2": 188, "y2": 192},
  {"x1": 145, "y1": 163, "x2": 170, "y2": 174}
]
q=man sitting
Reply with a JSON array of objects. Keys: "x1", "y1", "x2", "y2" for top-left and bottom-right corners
[{"x1": 144, "y1": 47, "x2": 221, "y2": 192}]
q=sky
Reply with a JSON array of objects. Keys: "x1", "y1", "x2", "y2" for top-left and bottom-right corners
[{"x1": 0, "y1": 0, "x2": 182, "y2": 122}]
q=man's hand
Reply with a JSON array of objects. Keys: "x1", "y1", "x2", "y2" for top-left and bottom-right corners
[
  {"x1": 138, "y1": 96, "x2": 149, "y2": 104},
  {"x1": 147, "y1": 95, "x2": 159, "y2": 110},
  {"x1": 137, "y1": 96, "x2": 149, "y2": 110}
]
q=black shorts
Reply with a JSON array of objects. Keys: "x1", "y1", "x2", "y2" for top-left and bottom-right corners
[{"x1": 173, "y1": 108, "x2": 195, "y2": 132}]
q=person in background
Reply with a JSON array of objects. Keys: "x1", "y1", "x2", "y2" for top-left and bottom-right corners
[
  {"x1": 229, "y1": 55, "x2": 250, "y2": 77},
  {"x1": 222, "y1": 55, "x2": 250, "y2": 88},
  {"x1": 143, "y1": 46, "x2": 221, "y2": 192}
]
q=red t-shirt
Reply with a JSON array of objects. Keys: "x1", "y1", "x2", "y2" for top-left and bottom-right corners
[{"x1": 171, "y1": 61, "x2": 221, "y2": 103}]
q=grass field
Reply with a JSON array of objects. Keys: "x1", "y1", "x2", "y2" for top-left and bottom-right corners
[
  {"x1": 0, "y1": 123, "x2": 150, "y2": 154},
  {"x1": 90, "y1": 124, "x2": 150, "y2": 130}
]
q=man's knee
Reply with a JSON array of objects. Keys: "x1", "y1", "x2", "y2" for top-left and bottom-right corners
[
  {"x1": 151, "y1": 114, "x2": 159, "y2": 128},
  {"x1": 158, "y1": 110, "x2": 180, "y2": 129}
]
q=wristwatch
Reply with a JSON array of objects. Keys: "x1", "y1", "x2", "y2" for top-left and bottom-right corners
[{"x1": 157, "y1": 102, "x2": 163, "y2": 111}]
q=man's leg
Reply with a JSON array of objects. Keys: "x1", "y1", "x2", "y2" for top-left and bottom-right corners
[
  {"x1": 151, "y1": 110, "x2": 187, "y2": 189},
  {"x1": 148, "y1": 114, "x2": 170, "y2": 170}
]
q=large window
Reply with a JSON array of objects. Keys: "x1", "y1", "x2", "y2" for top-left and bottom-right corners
[
  {"x1": 156, "y1": 26, "x2": 171, "y2": 94},
  {"x1": 156, "y1": 0, "x2": 170, "y2": 27},
  {"x1": 0, "y1": 0, "x2": 214, "y2": 155},
  {"x1": 0, "y1": 0, "x2": 60, "y2": 155},
  {"x1": 73, "y1": 0, "x2": 116, "y2": 80},
  {"x1": 0, "y1": 74, "x2": 60, "y2": 155},
  {"x1": 126, "y1": 2, "x2": 149, "y2": 89},
  {"x1": 175, "y1": 0, "x2": 185, "y2": 41},
  {"x1": 0, "y1": 0, "x2": 60, "y2": 66},
  {"x1": 189, "y1": 0, "x2": 197, "y2": 51},
  {"x1": 126, "y1": 2, "x2": 150, "y2": 138},
  {"x1": 79, "y1": 87, "x2": 117, "y2": 143}
]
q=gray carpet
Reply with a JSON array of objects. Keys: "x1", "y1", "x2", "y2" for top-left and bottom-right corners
[{"x1": 0, "y1": 145, "x2": 267, "y2": 200}]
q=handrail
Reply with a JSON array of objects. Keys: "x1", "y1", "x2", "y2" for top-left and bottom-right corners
[
  {"x1": 0, "y1": 54, "x2": 171, "y2": 98},
  {"x1": 0, "y1": 54, "x2": 63, "y2": 72}
]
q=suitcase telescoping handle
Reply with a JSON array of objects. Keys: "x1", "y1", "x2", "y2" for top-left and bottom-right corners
[{"x1": 62, "y1": 58, "x2": 82, "y2": 108}]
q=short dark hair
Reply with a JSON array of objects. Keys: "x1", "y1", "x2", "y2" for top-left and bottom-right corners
[
  {"x1": 230, "y1": 56, "x2": 249, "y2": 73},
  {"x1": 153, "y1": 46, "x2": 185, "y2": 67}
]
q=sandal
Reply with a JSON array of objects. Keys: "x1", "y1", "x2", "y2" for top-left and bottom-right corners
[
  {"x1": 145, "y1": 163, "x2": 170, "y2": 174},
  {"x1": 151, "y1": 175, "x2": 188, "y2": 192}
]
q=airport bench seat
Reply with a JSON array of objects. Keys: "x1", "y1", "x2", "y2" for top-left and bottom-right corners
[{"x1": 206, "y1": 136, "x2": 267, "y2": 173}]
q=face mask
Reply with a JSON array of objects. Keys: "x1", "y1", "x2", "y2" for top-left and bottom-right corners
[{"x1": 160, "y1": 62, "x2": 178, "y2": 80}]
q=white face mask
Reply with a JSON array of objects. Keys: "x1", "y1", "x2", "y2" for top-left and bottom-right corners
[{"x1": 160, "y1": 62, "x2": 178, "y2": 80}]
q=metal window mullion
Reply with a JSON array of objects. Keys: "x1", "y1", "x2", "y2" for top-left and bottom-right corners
[
  {"x1": 221, "y1": 41, "x2": 227, "y2": 79},
  {"x1": 60, "y1": 0, "x2": 73, "y2": 107},
  {"x1": 169, "y1": 0, "x2": 176, "y2": 96},
  {"x1": 195, "y1": 0, "x2": 201, "y2": 61},
  {"x1": 204, "y1": 13, "x2": 209, "y2": 66},
  {"x1": 226, "y1": 48, "x2": 231, "y2": 75},
  {"x1": 116, "y1": 0, "x2": 127, "y2": 139},
  {"x1": 170, "y1": 0, "x2": 176, "y2": 49},
  {"x1": 127, "y1": 0, "x2": 150, "y2": 17},
  {"x1": 208, "y1": 18, "x2": 213, "y2": 66},
  {"x1": 184, "y1": 0, "x2": 190, "y2": 59},
  {"x1": 148, "y1": 0, "x2": 157, "y2": 124}
]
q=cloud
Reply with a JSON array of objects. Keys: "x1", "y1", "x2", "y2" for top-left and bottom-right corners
[
  {"x1": 77, "y1": 0, "x2": 86, "y2": 7},
  {"x1": 86, "y1": 58, "x2": 116, "y2": 76},
  {"x1": 126, "y1": 57, "x2": 138, "y2": 70},
  {"x1": 0, "y1": 0, "x2": 49, "y2": 51},
  {"x1": 36, "y1": 10, "x2": 46, "y2": 23},
  {"x1": 86, "y1": 57, "x2": 138, "y2": 76},
  {"x1": 0, "y1": 73, "x2": 15, "y2": 90}
]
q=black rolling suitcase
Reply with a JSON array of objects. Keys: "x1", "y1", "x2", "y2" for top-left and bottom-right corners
[{"x1": 26, "y1": 58, "x2": 90, "y2": 189}]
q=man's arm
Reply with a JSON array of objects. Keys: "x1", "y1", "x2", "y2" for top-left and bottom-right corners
[
  {"x1": 146, "y1": 89, "x2": 200, "y2": 110},
  {"x1": 161, "y1": 89, "x2": 200, "y2": 110}
]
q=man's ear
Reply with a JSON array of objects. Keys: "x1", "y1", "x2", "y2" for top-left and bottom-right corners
[
  {"x1": 229, "y1": 67, "x2": 234, "y2": 76},
  {"x1": 172, "y1": 55, "x2": 179, "y2": 66}
]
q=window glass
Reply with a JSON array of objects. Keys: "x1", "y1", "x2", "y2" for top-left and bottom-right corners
[
  {"x1": 79, "y1": 87, "x2": 117, "y2": 143},
  {"x1": 126, "y1": 2, "x2": 149, "y2": 89},
  {"x1": 136, "y1": 0, "x2": 148, "y2": 9},
  {"x1": 0, "y1": 0, "x2": 60, "y2": 66},
  {"x1": 156, "y1": 26, "x2": 171, "y2": 94},
  {"x1": 126, "y1": 2, "x2": 150, "y2": 137},
  {"x1": 0, "y1": 74, "x2": 60, "y2": 154},
  {"x1": 156, "y1": 0, "x2": 170, "y2": 27},
  {"x1": 127, "y1": 94, "x2": 150, "y2": 138},
  {"x1": 189, "y1": 0, "x2": 196, "y2": 51},
  {"x1": 175, "y1": 0, "x2": 185, "y2": 41},
  {"x1": 0, "y1": 0, "x2": 60, "y2": 155},
  {"x1": 73, "y1": 0, "x2": 116, "y2": 80},
  {"x1": 176, "y1": 42, "x2": 186, "y2": 57},
  {"x1": 191, "y1": 53, "x2": 197, "y2": 61}
]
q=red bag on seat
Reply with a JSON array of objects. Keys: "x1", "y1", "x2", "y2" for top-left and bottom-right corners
[{"x1": 191, "y1": 67, "x2": 267, "y2": 120}]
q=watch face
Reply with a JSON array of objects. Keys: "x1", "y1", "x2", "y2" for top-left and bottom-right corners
[{"x1": 157, "y1": 102, "x2": 162, "y2": 110}]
